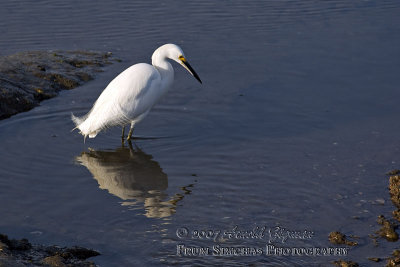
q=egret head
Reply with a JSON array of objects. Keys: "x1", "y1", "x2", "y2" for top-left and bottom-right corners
[
  {"x1": 176, "y1": 54, "x2": 202, "y2": 84},
  {"x1": 155, "y1": 44, "x2": 202, "y2": 84}
]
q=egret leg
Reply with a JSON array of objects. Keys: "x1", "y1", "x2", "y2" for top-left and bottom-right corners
[
  {"x1": 121, "y1": 126, "x2": 125, "y2": 140},
  {"x1": 127, "y1": 122, "x2": 135, "y2": 141},
  {"x1": 127, "y1": 139, "x2": 134, "y2": 152}
]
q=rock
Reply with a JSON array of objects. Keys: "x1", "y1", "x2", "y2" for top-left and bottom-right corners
[
  {"x1": 0, "y1": 242, "x2": 8, "y2": 252},
  {"x1": 0, "y1": 50, "x2": 117, "y2": 120},
  {"x1": 8, "y1": 238, "x2": 31, "y2": 251},
  {"x1": 328, "y1": 231, "x2": 357, "y2": 246},
  {"x1": 377, "y1": 215, "x2": 399, "y2": 242},
  {"x1": 0, "y1": 233, "x2": 100, "y2": 266},
  {"x1": 332, "y1": 259, "x2": 359, "y2": 267},
  {"x1": 42, "y1": 255, "x2": 66, "y2": 267},
  {"x1": 387, "y1": 170, "x2": 400, "y2": 176},
  {"x1": 392, "y1": 209, "x2": 400, "y2": 222},
  {"x1": 0, "y1": 235, "x2": 10, "y2": 247},
  {"x1": 389, "y1": 174, "x2": 400, "y2": 209},
  {"x1": 65, "y1": 246, "x2": 100, "y2": 260},
  {"x1": 368, "y1": 257, "x2": 381, "y2": 262},
  {"x1": 386, "y1": 249, "x2": 400, "y2": 267}
]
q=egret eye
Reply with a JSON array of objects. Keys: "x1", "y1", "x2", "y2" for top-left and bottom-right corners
[{"x1": 179, "y1": 55, "x2": 186, "y2": 62}]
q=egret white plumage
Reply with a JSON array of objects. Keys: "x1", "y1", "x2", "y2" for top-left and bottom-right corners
[{"x1": 71, "y1": 43, "x2": 202, "y2": 142}]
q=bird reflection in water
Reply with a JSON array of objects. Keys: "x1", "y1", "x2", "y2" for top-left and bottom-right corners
[{"x1": 75, "y1": 142, "x2": 193, "y2": 218}]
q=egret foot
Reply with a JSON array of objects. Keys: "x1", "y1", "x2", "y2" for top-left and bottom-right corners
[{"x1": 127, "y1": 139, "x2": 134, "y2": 151}]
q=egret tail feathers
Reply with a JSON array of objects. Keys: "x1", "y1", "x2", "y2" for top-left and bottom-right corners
[
  {"x1": 71, "y1": 112, "x2": 101, "y2": 140},
  {"x1": 71, "y1": 113, "x2": 85, "y2": 130}
]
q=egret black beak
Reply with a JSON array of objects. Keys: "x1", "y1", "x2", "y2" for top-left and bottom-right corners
[{"x1": 179, "y1": 56, "x2": 202, "y2": 84}]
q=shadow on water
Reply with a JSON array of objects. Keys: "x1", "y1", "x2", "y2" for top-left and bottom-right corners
[{"x1": 75, "y1": 142, "x2": 194, "y2": 219}]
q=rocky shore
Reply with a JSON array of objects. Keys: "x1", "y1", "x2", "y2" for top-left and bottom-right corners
[
  {"x1": 0, "y1": 233, "x2": 100, "y2": 266},
  {"x1": 0, "y1": 50, "x2": 116, "y2": 266},
  {"x1": 0, "y1": 50, "x2": 117, "y2": 120}
]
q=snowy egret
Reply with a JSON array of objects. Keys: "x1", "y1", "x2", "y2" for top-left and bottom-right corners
[{"x1": 72, "y1": 43, "x2": 202, "y2": 142}]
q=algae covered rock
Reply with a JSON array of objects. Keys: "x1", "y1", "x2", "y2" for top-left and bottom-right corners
[
  {"x1": 0, "y1": 233, "x2": 99, "y2": 266},
  {"x1": 0, "y1": 50, "x2": 116, "y2": 120}
]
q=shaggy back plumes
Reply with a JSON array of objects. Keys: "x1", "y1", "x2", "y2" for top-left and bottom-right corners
[{"x1": 71, "y1": 101, "x2": 129, "y2": 139}]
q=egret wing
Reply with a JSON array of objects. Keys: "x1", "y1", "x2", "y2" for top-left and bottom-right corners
[{"x1": 115, "y1": 63, "x2": 162, "y2": 121}]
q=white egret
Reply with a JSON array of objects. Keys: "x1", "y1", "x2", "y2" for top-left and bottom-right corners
[{"x1": 72, "y1": 43, "x2": 202, "y2": 142}]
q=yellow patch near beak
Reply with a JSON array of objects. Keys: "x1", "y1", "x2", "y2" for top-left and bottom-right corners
[{"x1": 179, "y1": 55, "x2": 186, "y2": 62}]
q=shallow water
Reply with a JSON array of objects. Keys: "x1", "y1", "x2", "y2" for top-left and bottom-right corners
[{"x1": 0, "y1": 0, "x2": 400, "y2": 266}]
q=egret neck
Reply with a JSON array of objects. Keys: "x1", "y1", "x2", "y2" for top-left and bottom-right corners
[{"x1": 151, "y1": 47, "x2": 175, "y2": 91}]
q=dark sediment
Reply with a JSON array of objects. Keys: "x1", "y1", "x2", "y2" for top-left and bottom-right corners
[
  {"x1": 0, "y1": 233, "x2": 100, "y2": 266},
  {"x1": 0, "y1": 50, "x2": 117, "y2": 120}
]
